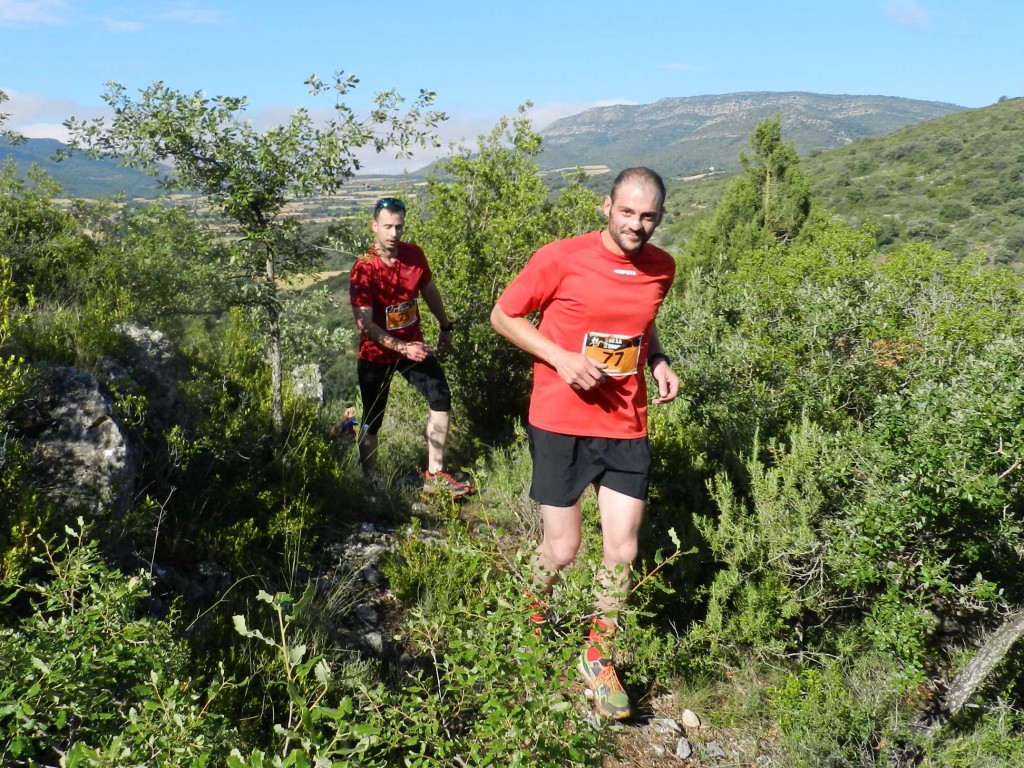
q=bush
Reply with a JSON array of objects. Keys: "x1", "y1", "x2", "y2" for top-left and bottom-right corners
[
  {"x1": 230, "y1": 577, "x2": 611, "y2": 767},
  {"x1": 770, "y1": 655, "x2": 905, "y2": 767},
  {"x1": 662, "y1": 222, "x2": 1024, "y2": 680},
  {"x1": 0, "y1": 521, "x2": 233, "y2": 765}
]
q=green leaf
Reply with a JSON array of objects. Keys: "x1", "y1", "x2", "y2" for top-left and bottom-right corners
[{"x1": 288, "y1": 643, "x2": 307, "y2": 667}]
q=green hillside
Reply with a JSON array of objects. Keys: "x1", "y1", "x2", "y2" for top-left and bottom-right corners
[
  {"x1": 805, "y1": 96, "x2": 1024, "y2": 264},
  {"x1": 0, "y1": 137, "x2": 162, "y2": 199},
  {"x1": 539, "y1": 92, "x2": 964, "y2": 179},
  {"x1": 658, "y1": 96, "x2": 1024, "y2": 266}
]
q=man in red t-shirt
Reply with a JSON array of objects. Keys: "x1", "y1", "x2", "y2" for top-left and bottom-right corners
[
  {"x1": 349, "y1": 197, "x2": 471, "y2": 496},
  {"x1": 490, "y1": 168, "x2": 678, "y2": 719}
]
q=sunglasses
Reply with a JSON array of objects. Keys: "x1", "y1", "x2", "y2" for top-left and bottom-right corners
[{"x1": 374, "y1": 197, "x2": 406, "y2": 214}]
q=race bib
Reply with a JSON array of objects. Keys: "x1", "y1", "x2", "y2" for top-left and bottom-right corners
[
  {"x1": 385, "y1": 299, "x2": 419, "y2": 331},
  {"x1": 581, "y1": 332, "x2": 643, "y2": 376}
]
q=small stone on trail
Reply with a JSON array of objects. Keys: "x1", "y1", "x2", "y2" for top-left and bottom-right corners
[
  {"x1": 674, "y1": 737, "x2": 692, "y2": 760},
  {"x1": 681, "y1": 708, "x2": 702, "y2": 728}
]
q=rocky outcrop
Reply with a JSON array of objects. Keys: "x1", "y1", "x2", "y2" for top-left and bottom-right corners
[
  {"x1": 97, "y1": 322, "x2": 190, "y2": 432},
  {"x1": 11, "y1": 365, "x2": 137, "y2": 517},
  {"x1": 291, "y1": 362, "x2": 324, "y2": 406},
  {"x1": 9, "y1": 323, "x2": 191, "y2": 521}
]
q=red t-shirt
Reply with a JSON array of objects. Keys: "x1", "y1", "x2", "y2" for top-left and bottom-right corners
[
  {"x1": 350, "y1": 242, "x2": 433, "y2": 364},
  {"x1": 497, "y1": 231, "x2": 675, "y2": 438}
]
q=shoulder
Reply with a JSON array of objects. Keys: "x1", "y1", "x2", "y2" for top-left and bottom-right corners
[
  {"x1": 353, "y1": 248, "x2": 380, "y2": 267},
  {"x1": 532, "y1": 231, "x2": 601, "y2": 263},
  {"x1": 642, "y1": 244, "x2": 676, "y2": 272},
  {"x1": 351, "y1": 256, "x2": 374, "y2": 277},
  {"x1": 398, "y1": 241, "x2": 427, "y2": 262}
]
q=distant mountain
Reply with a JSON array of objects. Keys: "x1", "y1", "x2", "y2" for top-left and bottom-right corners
[
  {"x1": 1, "y1": 92, "x2": 969, "y2": 201},
  {"x1": 0, "y1": 137, "x2": 161, "y2": 199},
  {"x1": 537, "y1": 92, "x2": 966, "y2": 179},
  {"x1": 656, "y1": 96, "x2": 1024, "y2": 265}
]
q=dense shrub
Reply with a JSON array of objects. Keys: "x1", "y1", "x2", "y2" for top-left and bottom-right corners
[
  {"x1": 0, "y1": 523, "x2": 234, "y2": 765},
  {"x1": 660, "y1": 220, "x2": 1024, "y2": 680}
]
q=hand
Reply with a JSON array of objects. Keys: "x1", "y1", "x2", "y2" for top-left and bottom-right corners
[
  {"x1": 650, "y1": 359, "x2": 680, "y2": 404},
  {"x1": 401, "y1": 340, "x2": 432, "y2": 362},
  {"x1": 437, "y1": 329, "x2": 452, "y2": 354},
  {"x1": 553, "y1": 348, "x2": 606, "y2": 391}
]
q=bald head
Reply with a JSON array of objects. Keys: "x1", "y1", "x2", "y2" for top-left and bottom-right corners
[{"x1": 609, "y1": 167, "x2": 666, "y2": 209}]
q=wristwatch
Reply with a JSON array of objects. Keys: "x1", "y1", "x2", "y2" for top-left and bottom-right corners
[
  {"x1": 439, "y1": 322, "x2": 454, "y2": 332},
  {"x1": 648, "y1": 352, "x2": 671, "y2": 368}
]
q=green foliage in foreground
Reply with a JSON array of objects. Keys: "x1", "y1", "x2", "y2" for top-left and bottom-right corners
[
  {"x1": 0, "y1": 522, "x2": 235, "y2": 766},
  {"x1": 1, "y1": 520, "x2": 615, "y2": 766},
  {"x1": 659, "y1": 219, "x2": 1024, "y2": 679}
]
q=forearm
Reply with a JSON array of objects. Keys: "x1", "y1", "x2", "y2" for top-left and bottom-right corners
[
  {"x1": 490, "y1": 304, "x2": 564, "y2": 367},
  {"x1": 420, "y1": 282, "x2": 452, "y2": 329},
  {"x1": 353, "y1": 306, "x2": 410, "y2": 355},
  {"x1": 363, "y1": 322, "x2": 409, "y2": 354}
]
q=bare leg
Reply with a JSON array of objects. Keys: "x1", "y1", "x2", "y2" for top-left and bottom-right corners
[
  {"x1": 532, "y1": 500, "x2": 583, "y2": 594},
  {"x1": 358, "y1": 431, "x2": 378, "y2": 476},
  {"x1": 593, "y1": 484, "x2": 645, "y2": 620},
  {"x1": 426, "y1": 409, "x2": 449, "y2": 474}
]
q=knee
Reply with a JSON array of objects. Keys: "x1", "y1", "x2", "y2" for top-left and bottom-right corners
[
  {"x1": 603, "y1": 538, "x2": 638, "y2": 568},
  {"x1": 542, "y1": 534, "x2": 581, "y2": 571}
]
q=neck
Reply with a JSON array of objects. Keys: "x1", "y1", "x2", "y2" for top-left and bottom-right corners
[{"x1": 374, "y1": 242, "x2": 398, "y2": 261}]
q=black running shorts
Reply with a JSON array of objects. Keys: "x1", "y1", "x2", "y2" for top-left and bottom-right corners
[
  {"x1": 357, "y1": 356, "x2": 452, "y2": 435},
  {"x1": 527, "y1": 425, "x2": 651, "y2": 507}
]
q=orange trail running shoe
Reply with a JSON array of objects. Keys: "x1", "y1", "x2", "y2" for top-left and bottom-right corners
[
  {"x1": 422, "y1": 470, "x2": 475, "y2": 497},
  {"x1": 577, "y1": 646, "x2": 631, "y2": 720},
  {"x1": 524, "y1": 589, "x2": 548, "y2": 635}
]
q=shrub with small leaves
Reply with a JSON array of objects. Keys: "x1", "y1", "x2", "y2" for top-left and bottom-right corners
[{"x1": 0, "y1": 520, "x2": 233, "y2": 766}]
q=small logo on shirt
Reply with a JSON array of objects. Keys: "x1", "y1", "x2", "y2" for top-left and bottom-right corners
[{"x1": 614, "y1": 269, "x2": 637, "y2": 276}]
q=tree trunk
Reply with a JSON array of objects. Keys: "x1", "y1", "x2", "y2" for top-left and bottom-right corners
[
  {"x1": 891, "y1": 605, "x2": 1024, "y2": 767},
  {"x1": 266, "y1": 253, "x2": 283, "y2": 435},
  {"x1": 919, "y1": 606, "x2": 1024, "y2": 735}
]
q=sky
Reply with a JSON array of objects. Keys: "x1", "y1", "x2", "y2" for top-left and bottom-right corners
[{"x1": 1, "y1": 0, "x2": 1021, "y2": 173}]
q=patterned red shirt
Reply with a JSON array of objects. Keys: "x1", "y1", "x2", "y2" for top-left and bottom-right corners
[{"x1": 350, "y1": 242, "x2": 433, "y2": 364}]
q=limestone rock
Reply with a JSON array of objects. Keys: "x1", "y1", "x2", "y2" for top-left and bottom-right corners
[{"x1": 13, "y1": 365, "x2": 137, "y2": 517}]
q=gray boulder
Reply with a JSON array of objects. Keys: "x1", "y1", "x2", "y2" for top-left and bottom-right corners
[{"x1": 14, "y1": 365, "x2": 137, "y2": 518}]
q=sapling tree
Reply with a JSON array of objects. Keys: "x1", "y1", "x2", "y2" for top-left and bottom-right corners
[
  {"x1": 0, "y1": 89, "x2": 24, "y2": 144},
  {"x1": 683, "y1": 117, "x2": 812, "y2": 276},
  {"x1": 65, "y1": 74, "x2": 445, "y2": 433}
]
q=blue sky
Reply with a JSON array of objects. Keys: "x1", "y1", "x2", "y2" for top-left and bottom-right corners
[{"x1": 2, "y1": 0, "x2": 1020, "y2": 173}]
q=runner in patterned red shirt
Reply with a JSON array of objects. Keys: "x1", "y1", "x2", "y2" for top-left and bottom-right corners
[
  {"x1": 491, "y1": 168, "x2": 679, "y2": 720},
  {"x1": 349, "y1": 197, "x2": 472, "y2": 497}
]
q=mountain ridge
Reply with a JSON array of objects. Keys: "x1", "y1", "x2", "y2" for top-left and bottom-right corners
[
  {"x1": 0, "y1": 136, "x2": 162, "y2": 199},
  {"x1": 2, "y1": 91, "x2": 969, "y2": 198},
  {"x1": 537, "y1": 91, "x2": 966, "y2": 178}
]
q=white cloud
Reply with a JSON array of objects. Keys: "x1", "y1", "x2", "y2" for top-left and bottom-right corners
[
  {"x1": 883, "y1": 0, "x2": 929, "y2": 29},
  {"x1": 103, "y1": 16, "x2": 145, "y2": 33},
  {"x1": 160, "y1": 6, "x2": 227, "y2": 25},
  {"x1": 0, "y1": 0, "x2": 68, "y2": 27},
  {"x1": 1, "y1": 89, "x2": 107, "y2": 141},
  {"x1": 11, "y1": 121, "x2": 70, "y2": 141},
  {"x1": 529, "y1": 99, "x2": 637, "y2": 131},
  {"x1": 662, "y1": 62, "x2": 704, "y2": 73}
]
